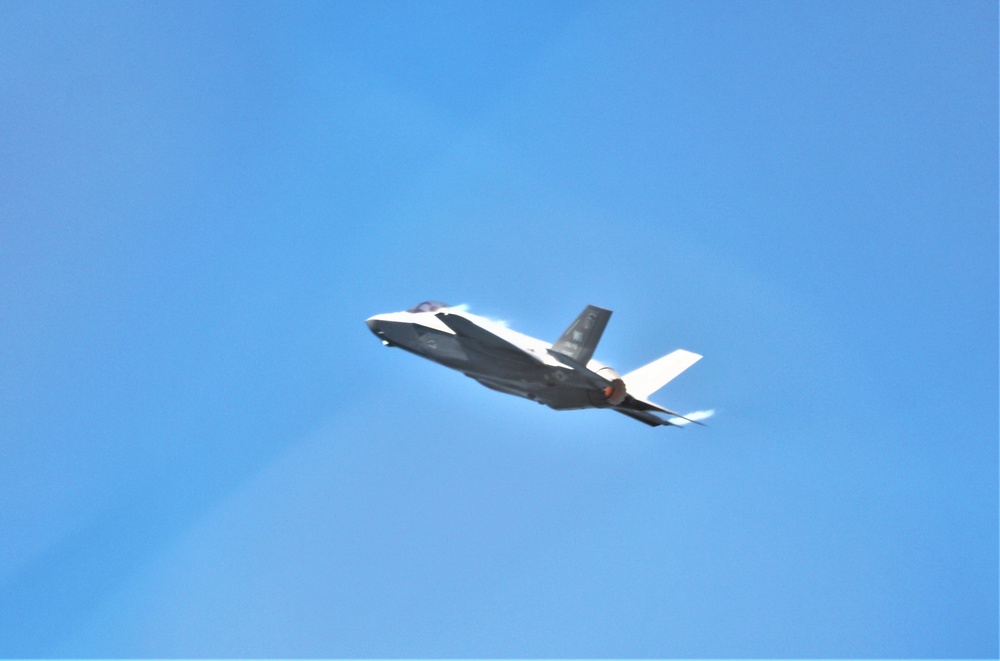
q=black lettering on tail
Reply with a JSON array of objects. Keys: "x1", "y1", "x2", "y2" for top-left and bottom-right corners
[{"x1": 551, "y1": 305, "x2": 611, "y2": 365}]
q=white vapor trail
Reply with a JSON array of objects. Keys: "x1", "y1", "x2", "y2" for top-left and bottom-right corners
[
  {"x1": 450, "y1": 303, "x2": 509, "y2": 328},
  {"x1": 667, "y1": 409, "x2": 716, "y2": 426}
]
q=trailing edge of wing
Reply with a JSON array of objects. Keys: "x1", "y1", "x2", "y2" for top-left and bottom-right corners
[
  {"x1": 622, "y1": 349, "x2": 702, "y2": 400},
  {"x1": 628, "y1": 396, "x2": 707, "y2": 426},
  {"x1": 435, "y1": 312, "x2": 542, "y2": 363},
  {"x1": 613, "y1": 408, "x2": 674, "y2": 427}
]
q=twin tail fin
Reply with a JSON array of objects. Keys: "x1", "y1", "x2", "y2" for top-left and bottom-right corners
[{"x1": 551, "y1": 305, "x2": 611, "y2": 365}]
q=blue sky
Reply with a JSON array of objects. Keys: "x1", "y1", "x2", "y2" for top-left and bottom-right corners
[{"x1": 1, "y1": 1, "x2": 996, "y2": 657}]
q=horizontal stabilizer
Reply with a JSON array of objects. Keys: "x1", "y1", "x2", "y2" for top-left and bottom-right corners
[{"x1": 622, "y1": 349, "x2": 702, "y2": 400}]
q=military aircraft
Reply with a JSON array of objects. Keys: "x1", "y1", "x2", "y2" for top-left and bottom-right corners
[{"x1": 365, "y1": 301, "x2": 712, "y2": 428}]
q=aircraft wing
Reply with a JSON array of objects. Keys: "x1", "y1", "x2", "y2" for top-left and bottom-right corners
[{"x1": 435, "y1": 312, "x2": 543, "y2": 364}]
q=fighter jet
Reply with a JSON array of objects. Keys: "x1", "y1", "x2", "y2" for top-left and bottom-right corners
[{"x1": 365, "y1": 301, "x2": 711, "y2": 428}]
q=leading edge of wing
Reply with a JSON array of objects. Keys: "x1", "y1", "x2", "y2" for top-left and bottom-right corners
[{"x1": 435, "y1": 312, "x2": 543, "y2": 363}]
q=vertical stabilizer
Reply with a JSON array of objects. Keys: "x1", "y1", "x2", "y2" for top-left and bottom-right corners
[
  {"x1": 622, "y1": 349, "x2": 702, "y2": 400},
  {"x1": 551, "y1": 305, "x2": 611, "y2": 365}
]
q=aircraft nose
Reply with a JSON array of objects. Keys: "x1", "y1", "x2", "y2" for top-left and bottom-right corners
[{"x1": 366, "y1": 316, "x2": 397, "y2": 347}]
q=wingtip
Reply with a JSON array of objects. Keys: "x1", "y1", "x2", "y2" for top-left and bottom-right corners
[{"x1": 666, "y1": 409, "x2": 715, "y2": 427}]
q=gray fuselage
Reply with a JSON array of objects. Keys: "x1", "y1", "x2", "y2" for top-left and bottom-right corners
[{"x1": 366, "y1": 309, "x2": 613, "y2": 410}]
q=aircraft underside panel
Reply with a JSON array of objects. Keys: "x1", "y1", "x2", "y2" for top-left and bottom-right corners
[
  {"x1": 535, "y1": 386, "x2": 611, "y2": 410},
  {"x1": 468, "y1": 375, "x2": 540, "y2": 399},
  {"x1": 409, "y1": 326, "x2": 469, "y2": 363}
]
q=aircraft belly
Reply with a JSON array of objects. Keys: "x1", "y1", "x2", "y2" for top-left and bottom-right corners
[
  {"x1": 382, "y1": 323, "x2": 606, "y2": 409},
  {"x1": 534, "y1": 387, "x2": 607, "y2": 410},
  {"x1": 470, "y1": 368, "x2": 607, "y2": 410},
  {"x1": 471, "y1": 375, "x2": 542, "y2": 399}
]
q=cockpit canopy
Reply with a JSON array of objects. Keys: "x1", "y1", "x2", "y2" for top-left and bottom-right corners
[{"x1": 406, "y1": 300, "x2": 450, "y2": 313}]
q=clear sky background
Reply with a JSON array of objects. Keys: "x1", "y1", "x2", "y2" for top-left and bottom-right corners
[{"x1": 1, "y1": 1, "x2": 996, "y2": 658}]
